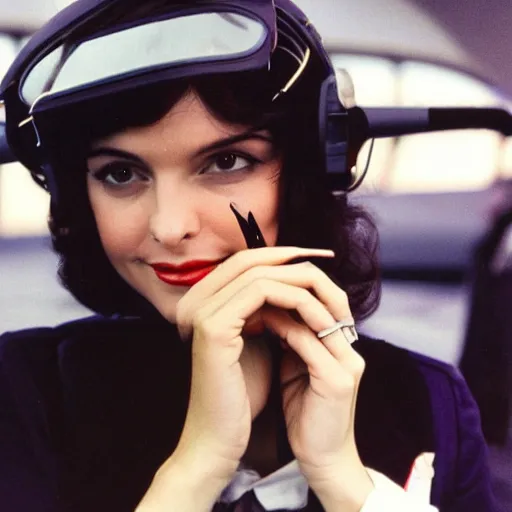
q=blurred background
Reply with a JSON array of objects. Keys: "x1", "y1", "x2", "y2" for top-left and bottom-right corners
[{"x1": 0, "y1": 0, "x2": 511, "y2": 509}]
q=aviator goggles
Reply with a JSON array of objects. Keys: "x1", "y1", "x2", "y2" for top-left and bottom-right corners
[{"x1": 14, "y1": 0, "x2": 314, "y2": 116}]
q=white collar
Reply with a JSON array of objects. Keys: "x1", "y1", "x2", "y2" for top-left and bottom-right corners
[{"x1": 218, "y1": 459, "x2": 309, "y2": 510}]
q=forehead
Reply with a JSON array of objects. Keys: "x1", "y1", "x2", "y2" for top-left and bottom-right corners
[{"x1": 91, "y1": 90, "x2": 249, "y2": 152}]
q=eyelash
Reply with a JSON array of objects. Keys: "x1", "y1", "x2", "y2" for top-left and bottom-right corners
[
  {"x1": 91, "y1": 163, "x2": 147, "y2": 187},
  {"x1": 90, "y1": 151, "x2": 262, "y2": 188},
  {"x1": 201, "y1": 152, "x2": 261, "y2": 175}
]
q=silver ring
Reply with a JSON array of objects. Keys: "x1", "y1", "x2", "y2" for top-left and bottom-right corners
[{"x1": 317, "y1": 320, "x2": 358, "y2": 343}]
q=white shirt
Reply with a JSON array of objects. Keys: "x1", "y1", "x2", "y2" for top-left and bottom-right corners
[{"x1": 218, "y1": 454, "x2": 438, "y2": 511}]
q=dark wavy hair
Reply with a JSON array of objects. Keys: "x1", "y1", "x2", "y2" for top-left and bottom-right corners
[{"x1": 43, "y1": 14, "x2": 380, "y2": 322}]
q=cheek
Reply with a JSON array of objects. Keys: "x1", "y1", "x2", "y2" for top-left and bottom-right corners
[
  {"x1": 88, "y1": 186, "x2": 148, "y2": 259},
  {"x1": 248, "y1": 176, "x2": 280, "y2": 245}
]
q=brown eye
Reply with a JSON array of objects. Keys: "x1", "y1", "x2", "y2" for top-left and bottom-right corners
[
  {"x1": 92, "y1": 163, "x2": 147, "y2": 186},
  {"x1": 203, "y1": 152, "x2": 259, "y2": 174},
  {"x1": 109, "y1": 167, "x2": 133, "y2": 183},
  {"x1": 216, "y1": 153, "x2": 237, "y2": 170}
]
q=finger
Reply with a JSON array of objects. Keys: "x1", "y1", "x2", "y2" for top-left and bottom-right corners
[
  {"x1": 201, "y1": 260, "x2": 355, "y2": 359},
  {"x1": 197, "y1": 266, "x2": 356, "y2": 365},
  {"x1": 261, "y1": 308, "x2": 339, "y2": 375},
  {"x1": 263, "y1": 310, "x2": 365, "y2": 436},
  {"x1": 263, "y1": 307, "x2": 365, "y2": 381},
  {"x1": 262, "y1": 309, "x2": 362, "y2": 406},
  {"x1": 195, "y1": 261, "x2": 353, "y2": 337},
  {"x1": 194, "y1": 279, "x2": 337, "y2": 348},
  {"x1": 276, "y1": 262, "x2": 356, "y2": 359},
  {"x1": 177, "y1": 247, "x2": 334, "y2": 325}
]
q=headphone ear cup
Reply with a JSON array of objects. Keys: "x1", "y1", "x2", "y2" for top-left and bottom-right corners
[
  {"x1": 334, "y1": 68, "x2": 360, "y2": 188},
  {"x1": 318, "y1": 75, "x2": 352, "y2": 191},
  {"x1": 335, "y1": 68, "x2": 357, "y2": 109}
]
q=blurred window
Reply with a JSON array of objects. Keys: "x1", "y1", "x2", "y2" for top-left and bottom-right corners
[
  {"x1": 0, "y1": 34, "x2": 50, "y2": 237},
  {"x1": 0, "y1": 35, "x2": 17, "y2": 82},
  {"x1": 500, "y1": 107, "x2": 512, "y2": 179},
  {"x1": 332, "y1": 55, "x2": 509, "y2": 194},
  {"x1": 0, "y1": 164, "x2": 50, "y2": 236}
]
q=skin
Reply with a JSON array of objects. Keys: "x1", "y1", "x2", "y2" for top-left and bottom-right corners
[
  {"x1": 87, "y1": 91, "x2": 281, "y2": 324},
  {"x1": 87, "y1": 90, "x2": 283, "y2": 427},
  {"x1": 86, "y1": 90, "x2": 374, "y2": 512}
]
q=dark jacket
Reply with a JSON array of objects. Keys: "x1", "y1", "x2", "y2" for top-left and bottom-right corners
[{"x1": 0, "y1": 316, "x2": 496, "y2": 511}]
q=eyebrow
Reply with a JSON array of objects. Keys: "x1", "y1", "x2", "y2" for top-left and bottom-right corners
[
  {"x1": 87, "y1": 130, "x2": 273, "y2": 162},
  {"x1": 87, "y1": 147, "x2": 146, "y2": 164},
  {"x1": 195, "y1": 131, "x2": 273, "y2": 156}
]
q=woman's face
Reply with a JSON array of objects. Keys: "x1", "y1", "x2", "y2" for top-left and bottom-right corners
[{"x1": 87, "y1": 90, "x2": 282, "y2": 322}]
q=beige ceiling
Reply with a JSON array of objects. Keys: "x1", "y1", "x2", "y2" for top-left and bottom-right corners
[
  {"x1": 0, "y1": 0, "x2": 506, "y2": 94},
  {"x1": 294, "y1": 0, "x2": 481, "y2": 79}
]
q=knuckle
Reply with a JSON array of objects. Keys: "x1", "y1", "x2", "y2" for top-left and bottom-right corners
[
  {"x1": 191, "y1": 307, "x2": 216, "y2": 334},
  {"x1": 175, "y1": 297, "x2": 188, "y2": 323},
  {"x1": 305, "y1": 262, "x2": 322, "y2": 280},
  {"x1": 191, "y1": 309, "x2": 207, "y2": 331},
  {"x1": 251, "y1": 277, "x2": 270, "y2": 295},
  {"x1": 245, "y1": 265, "x2": 266, "y2": 282},
  {"x1": 338, "y1": 289, "x2": 350, "y2": 305},
  {"x1": 176, "y1": 299, "x2": 195, "y2": 341},
  {"x1": 349, "y1": 353, "x2": 366, "y2": 376},
  {"x1": 300, "y1": 260, "x2": 317, "y2": 271},
  {"x1": 300, "y1": 261, "x2": 337, "y2": 289},
  {"x1": 193, "y1": 315, "x2": 222, "y2": 343},
  {"x1": 295, "y1": 288, "x2": 312, "y2": 307},
  {"x1": 300, "y1": 260, "x2": 321, "y2": 279},
  {"x1": 332, "y1": 375, "x2": 356, "y2": 397},
  {"x1": 232, "y1": 248, "x2": 252, "y2": 266},
  {"x1": 280, "y1": 325, "x2": 294, "y2": 343},
  {"x1": 295, "y1": 330, "x2": 309, "y2": 345}
]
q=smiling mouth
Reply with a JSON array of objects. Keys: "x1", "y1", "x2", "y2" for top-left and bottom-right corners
[{"x1": 150, "y1": 258, "x2": 227, "y2": 287}]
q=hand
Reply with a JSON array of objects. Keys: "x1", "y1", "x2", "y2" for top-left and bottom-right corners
[
  {"x1": 173, "y1": 247, "x2": 335, "y2": 478},
  {"x1": 259, "y1": 262, "x2": 374, "y2": 509}
]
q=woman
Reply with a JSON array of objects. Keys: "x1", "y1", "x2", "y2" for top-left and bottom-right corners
[{"x1": 0, "y1": 0, "x2": 495, "y2": 511}]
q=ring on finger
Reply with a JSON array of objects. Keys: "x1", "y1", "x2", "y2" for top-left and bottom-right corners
[{"x1": 317, "y1": 320, "x2": 358, "y2": 343}]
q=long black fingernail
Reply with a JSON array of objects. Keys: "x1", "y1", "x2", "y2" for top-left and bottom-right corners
[
  {"x1": 230, "y1": 203, "x2": 267, "y2": 249},
  {"x1": 247, "y1": 212, "x2": 267, "y2": 248},
  {"x1": 230, "y1": 203, "x2": 254, "y2": 248}
]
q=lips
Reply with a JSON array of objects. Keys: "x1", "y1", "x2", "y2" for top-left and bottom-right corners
[{"x1": 150, "y1": 259, "x2": 224, "y2": 287}]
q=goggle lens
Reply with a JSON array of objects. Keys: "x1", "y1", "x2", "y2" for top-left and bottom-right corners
[{"x1": 21, "y1": 12, "x2": 267, "y2": 105}]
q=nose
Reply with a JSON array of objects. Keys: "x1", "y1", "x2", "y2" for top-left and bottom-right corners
[{"x1": 148, "y1": 177, "x2": 201, "y2": 248}]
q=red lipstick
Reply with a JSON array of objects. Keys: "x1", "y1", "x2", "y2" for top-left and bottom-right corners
[{"x1": 150, "y1": 259, "x2": 224, "y2": 287}]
